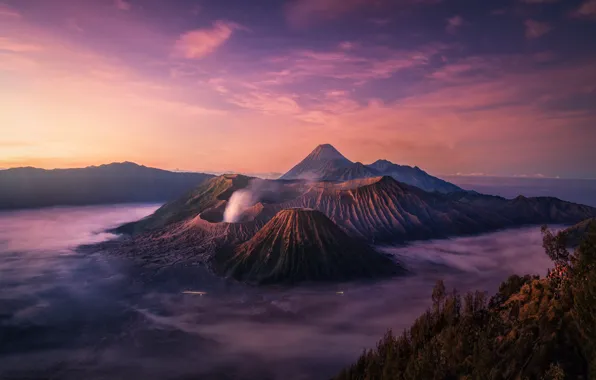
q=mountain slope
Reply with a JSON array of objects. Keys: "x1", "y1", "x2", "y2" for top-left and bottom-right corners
[
  {"x1": 266, "y1": 176, "x2": 503, "y2": 241},
  {"x1": 321, "y1": 162, "x2": 381, "y2": 181},
  {"x1": 335, "y1": 230, "x2": 596, "y2": 380},
  {"x1": 115, "y1": 175, "x2": 596, "y2": 245},
  {"x1": 280, "y1": 144, "x2": 353, "y2": 180},
  {"x1": 280, "y1": 144, "x2": 461, "y2": 193},
  {"x1": 115, "y1": 174, "x2": 253, "y2": 234},
  {"x1": 367, "y1": 159, "x2": 462, "y2": 193},
  {"x1": 0, "y1": 162, "x2": 213, "y2": 210},
  {"x1": 94, "y1": 174, "x2": 596, "y2": 276},
  {"x1": 217, "y1": 208, "x2": 402, "y2": 284}
]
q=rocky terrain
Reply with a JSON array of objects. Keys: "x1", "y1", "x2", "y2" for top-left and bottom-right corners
[
  {"x1": 85, "y1": 145, "x2": 596, "y2": 284},
  {"x1": 89, "y1": 171, "x2": 596, "y2": 279},
  {"x1": 215, "y1": 208, "x2": 402, "y2": 284}
]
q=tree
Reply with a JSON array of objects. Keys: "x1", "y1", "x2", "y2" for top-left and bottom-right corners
[
  {"x1": 334, "y1": 225, "x2": 596, "y2": 380},
  {"x1": 432, "y1": 280, "x2": 446, "y2": 314},
  {"x1": 541, "y1": 225, "x2": 570, "y2": 264}
]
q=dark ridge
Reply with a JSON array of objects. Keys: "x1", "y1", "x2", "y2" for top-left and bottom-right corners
[{"x1": 0, "y1": 162, "x2": 214, "y2": 210}]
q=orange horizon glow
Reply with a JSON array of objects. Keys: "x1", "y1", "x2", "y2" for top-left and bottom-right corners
[{"x1": 1, "y1": 0, "x2": 596, "y2": 178}]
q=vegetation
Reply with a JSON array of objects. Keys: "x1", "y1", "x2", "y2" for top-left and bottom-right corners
[{"x1": 335, "y1": 224, "x2": 596, "y2": 380}]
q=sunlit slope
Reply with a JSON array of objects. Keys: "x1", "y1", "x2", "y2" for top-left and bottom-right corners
[{"x1": 218, "y1": 208, "x2": 402, "y2": 284}]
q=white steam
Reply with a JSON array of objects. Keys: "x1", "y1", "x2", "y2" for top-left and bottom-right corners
[
  {"x1": 223, "y1": 179, "x2": 281, "y2": 223},
  {"x1": 223, "y1": 189, "x2": 257, "y2": 223}
]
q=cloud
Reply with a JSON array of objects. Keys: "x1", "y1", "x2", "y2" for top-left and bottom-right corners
[
  {"x1": 285, "y1": 0, "x2": 371, "y2": 28},
  {"x1": 0, "y1": 37, "x2": 43, "y2": 52},
  {"x1": 114, "y1": 0, "x2": 132, "y2": 11},
  {"x1": 446, "y1": 15, "x2": 463, "y2": 34},
  {"x1": 206, "y1": 51, "x2": 596, "y2": 174},
  {"x1": 513, "y1": 173, "x2": 546, "y2": 178},
  {"x1": 524, "y1": 19, "x2": 551, "y2": 39},
  {"x1": 228, "y1": 91, "x2": 302, "y2": 115},
  {"x1": 339, "y1": 41, "x2": 356, "y2": 51},
  {"x1": 454, "y1": 172, "x2": 489, "y2": 177},
  {"x1": 173, "y1": 21, "x2": 238, "y2": 59},
  {"x1": 285, "y1": 0, "x2": 442, "y2": 28},
  {"x1": 260, "y1": 44, "x2": 446, "y2": 85},
  {"x1": 0, "y1": 3, "x2": 20, "y2": 18},
  {"x1": 519, "y1": 0, "x2": 559, "y2": 3},
  {"x1": 571, "y1": 0, "x2": 596, "y2": 19},
  {"x1": 207, "y1": 78, "x2": 229, "y2": 94}
]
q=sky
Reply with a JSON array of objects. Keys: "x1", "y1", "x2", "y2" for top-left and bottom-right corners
[{"x1": 1, "y1": 0, "x2": 595, "y2": 178}]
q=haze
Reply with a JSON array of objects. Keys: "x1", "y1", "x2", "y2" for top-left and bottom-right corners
[
  {"x1": 0, "y1": 205, "x2": 557, "y2": 379},
  {"x1": 1, "y1": 0, "x2": 596, "y2": 178}
]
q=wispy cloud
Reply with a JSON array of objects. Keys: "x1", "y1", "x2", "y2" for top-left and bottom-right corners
[
  {"x1": 446, "y1": 15, "x2": 463, "y2": 34},
  {"x1": 260, "y1": 44, "x2": 447, "y2": 86},
  {"x1": 571, "y1": 0, "x2": 596, "y2": 19},
  {"x1": 285, "y1": 0, "x2": 371, "y2": 28},
  {"x1": 114, "y1": 0, "x2": 132, "y2": 11},
  {"x1": 173, "y1": 21, "x2": 239, "y2": 59},
  {"x1": 0, "y1": 3, "x2": 20, "y2": 18},
  {"x1": 524, "y1": 19, "x2": 551, "y2": 39},
  {"x1": 519, "y1": 0, "x2": 559, "y2": 3},
  {"x1": 0, "y1": 37, "x2": 43, "y2": 53},
  {"x1": 285, "y1": 0, "x2": 441, "y2": 28},
  {"x1": 207, "y1": 78, "x2": 229, "y2": 94}
]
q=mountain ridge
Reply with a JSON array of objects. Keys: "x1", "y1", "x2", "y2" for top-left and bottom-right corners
[
  {"x1": 0, "y1": 162, "x2": 214, "y2": 210},
  {"x1": 280, "y1": 144, "x2": 462, "y2": 193},
  {"x1": 105, "y1": 174, "x2": 596, "y2": 268}
]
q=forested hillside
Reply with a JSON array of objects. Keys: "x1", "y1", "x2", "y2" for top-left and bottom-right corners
[{"x1": 335, "y1": 225, "x2": 596, "y2": 380}]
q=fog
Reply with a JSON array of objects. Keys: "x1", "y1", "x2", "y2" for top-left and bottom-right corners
[{"x1": 0, "y1": 205, "x2": 562, "y2": 380}]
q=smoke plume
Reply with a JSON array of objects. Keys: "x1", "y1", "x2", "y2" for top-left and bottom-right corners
[{"x1": 223, "y1": 179, "x2": 280, "y2": 223}]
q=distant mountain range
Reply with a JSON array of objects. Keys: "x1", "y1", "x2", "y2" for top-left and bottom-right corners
[
  {"x1": 0, "y1": 162, "x2": 213, "y2": 210},
  {"x1": 280, "y1": 144, "x2": 462, "y2": 193}
]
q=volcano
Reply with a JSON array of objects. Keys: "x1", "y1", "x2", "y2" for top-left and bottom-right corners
[
  {"x1": 101, "y1": 146, "x2": 596, "y2": 285},
  {"x1": 321, "y1": 162, "x2": 380, "y2": 181},
  {"x1": 280, "y1": 144, "x2": 353, "y2": 180},
  {"x1": 280, "y1": 144, "x2": 461, "y2": 193},
  {"x1": 217, "y1": 208, "x2": 402, "y2": 284}
]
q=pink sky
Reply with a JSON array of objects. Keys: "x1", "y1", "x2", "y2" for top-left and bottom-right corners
[{"x1": 1, "y1": 0, "x2": 595, "y2": 178}]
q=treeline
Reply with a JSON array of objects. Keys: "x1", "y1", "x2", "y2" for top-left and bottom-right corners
[{"x1": 335, "y1": 225, "x2": 596, "y2": 380}]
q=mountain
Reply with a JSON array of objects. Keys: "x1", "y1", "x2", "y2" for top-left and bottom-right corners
[
  {"x1": 0, "y1": 162, "x2": 213, "y2": 210},
  {"x1": 279, "y1": 144, "x2": 353, "y2": 180},
  {"x1": 114, "y1": 173, "x2": 255, "y2": 234},
  {"x1": 321, "y1": 162, "x2": 381, "y2": 181},
  {"x1": 101, "y1": 174, "x2": 596, "y2": 273},
  {"x1": 280, "y1": 144, "x2": 461, "y2": 193},
  {"x1": 265, "y1": 176, "x2": 596, "y2": 242},
  {"x1": 367, "y1": 159, "x2": 462, "y2": 193},
  {"x1": 216, "y1": 208, "x2": 402, "y2": 284}
]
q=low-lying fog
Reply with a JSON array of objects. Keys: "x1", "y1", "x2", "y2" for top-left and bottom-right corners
[{"x1": 0, "y1": 205, "x2": 559, "y2": 380}]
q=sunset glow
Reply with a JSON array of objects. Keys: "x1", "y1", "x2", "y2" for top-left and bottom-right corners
[{"x1": 1, "y1": 0, "x2": 595, "y2": 177}]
